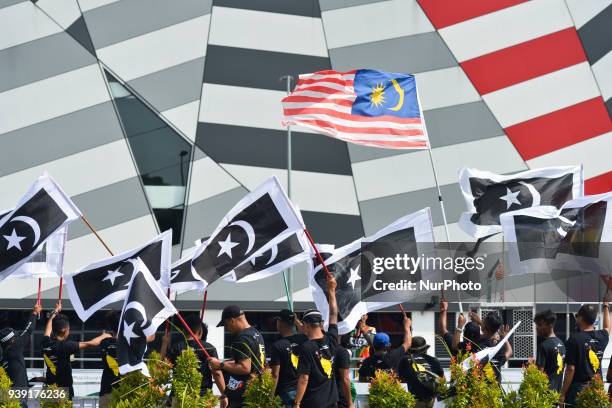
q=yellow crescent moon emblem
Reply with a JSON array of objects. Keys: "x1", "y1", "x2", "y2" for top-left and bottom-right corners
[{"x1": 388, "y1": 79, "x2": 404, "y2": 111}]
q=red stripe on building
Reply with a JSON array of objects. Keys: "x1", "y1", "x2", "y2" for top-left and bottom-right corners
[
  {"x1": 505, "y1": 98, "x2": 612, "y2": 160},
  {"x1": 417, "y1": 0, "x2": 527, "y2": 29},
  {"x1": 585, "y1": 172, "x2": 612, "y2": 195},
  {"x1": 461, "y1": 28, "x2": 587, "y2": 94}
]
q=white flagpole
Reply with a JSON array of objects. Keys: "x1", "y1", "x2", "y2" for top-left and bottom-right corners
[
  {"x1": 281, "y1": 75, "x2": 294, "y2": 311},
  {"x1": 415, "y1": 84, "x2": 463, "y2": 313}
]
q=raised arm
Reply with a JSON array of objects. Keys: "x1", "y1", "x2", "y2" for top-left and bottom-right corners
[
  {"x1": 400, "y1": 314, "x2": 412, "y2": 353},
  {"x1": 603, "y1": 296, "x2": 611, "y2": 334},
  {"x1": 452, "y1": 313, "x2": 466, "y2": 350},
  {"x1": 439, "y1": 298, "x2": 448, "y2": 336},
  {"x1": 44, "y1": 302, "x2": 62, "y2": 337},
  {"x1": 327, "y1": 274, "x2": 338, "y2": 326},
  {"x1": 79, "y1": 332, "x2": 112, "y2": 350}
]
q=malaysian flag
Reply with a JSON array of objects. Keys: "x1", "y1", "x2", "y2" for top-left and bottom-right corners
[{"x1": 281, "y1": 69, "x2": 429, "y2": 149}]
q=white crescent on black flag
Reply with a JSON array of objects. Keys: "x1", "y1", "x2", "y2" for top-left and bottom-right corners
[
  {"x1": 65, "y1": 230, "x2": 172, "y2": 321},
  {"x1": 0, "y1": 173, "x2": 81, "y2": 281},
  {"x1": 191, "y1": 176, "x2": 304, "y2": 286},
  {"x1": 500, "y1": 192, "x2": 612, "y2": 276},
  {"x1": 117, "y1": 259, "x2": 177, "y2": 376},
  {"x1": 0, "y1": 209, "x2": 67, "y2": 279},
  {"x1": 458, "y1": 166, "x2": 583, "y2": 238},
  {"x1": 309, "y1": 208, "x2": 435, "y2": 334},
  {"x1": 169, "y1": 251, "x2": 205, "y2": 295}
]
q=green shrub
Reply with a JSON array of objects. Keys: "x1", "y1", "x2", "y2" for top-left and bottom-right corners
[
  {"x1": 0, "y1": 367, "x2": 21, "y2": 408},
  {"x1": 39, "y1": 384, "x2": 72, "y2": 408},
  {"x1": 575, "y1": 375, "x2": 612, "y2": 408},
  {"x1": 171, "y1": 347, "x2": 217, "y2": 408},
  {"x1": 502, "y1": 364, "x2": 558, "y2": 408},
  {"x1": 446, "y1": 352, "x2": 503, "y2": 408},
  {"x1": 243, "y1": 369, "x2": 282, "y2": 408},
  {"x1": 368, "y1": 369, "x2": 416, "y2": 408},
  {"x1": 110, "y1": 351, "x2": 171, "y2": 408}
]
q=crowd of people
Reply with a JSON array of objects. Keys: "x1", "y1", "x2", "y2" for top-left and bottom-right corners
[{"x1": 0, "y1": 273, "x2": 611, "y2": 407}]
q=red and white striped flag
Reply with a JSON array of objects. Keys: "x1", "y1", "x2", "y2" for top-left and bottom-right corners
[{"x1": 281, "y1": 69, "x2": 429, "y2": 149}]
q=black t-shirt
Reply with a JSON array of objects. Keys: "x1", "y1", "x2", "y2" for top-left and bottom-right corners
[
  {"x1": 269, "y1": 334, "x2": 307, "y2": 394},
  {"x1": 296, "y1": 324, "x2": 339, "y2": 408},
  {"x1": 358, "y1": 346, "x2": 405, "y2": 382},
  {"x1": 225, "y1": 326, "x2": 265, "y2": 405},
  {"x1": 475, "y1": 336, "x2": 506, "y2": 383},
  {"x1": 1, "y1": 314, "x2": 36, "y2": 387},
  {"x1": 169, "y1": 338, "x2": 219, "y2": 392},
  {"x1": 566, "y1": 329, "x2": 609, "y2": 384},
  {"x1": 99, "y1": 337, "x2": 119, "y2": 396},
  {"x1": 334, "y1": 346, "x2": 351, "y2": 407},
  {"x1": 42, "y1": 336, "x2": 80, "y2": 388},
  {"x1": 398, "y1": 353, "x2": 443, "y2": 401},
  {"x1": 536, "y1": 336, "x2": 566, "y2": 392}
]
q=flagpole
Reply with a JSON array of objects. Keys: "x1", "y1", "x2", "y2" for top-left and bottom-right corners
[
  {"x1": 175, "y1": 312, "x2": 211, "y2": 359},
  {"x1": 165, "y1": 288, "x2": 171, "y2": 334},
  {"x1": 304, "y1": 228, "x2": 333, "y2": 279},
  {"x1": 199, "y1": 290, "x2": 208, "y2": 319},
  {"x1": 81, "y1": 215, "x2": 114, "y2": 256},
  {"x1": 281, "y1": 74, "x2": 295, "y2": 311},
  {"x1": 57, "y1": 228, "x2": 68, "y2": 302},
  {"x1": 36, "y1": 278, "x2": 42, "y2": 306},
  {"x1": 415, "y1": 84, "x2": 462, "y2": 312}
]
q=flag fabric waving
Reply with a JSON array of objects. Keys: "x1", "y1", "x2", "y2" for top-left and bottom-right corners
[
  {"x1": 458, "y1": 166, "x2": 583, "y2": 238},
  {"x1": 0, "y1": 208, "x2": 67, "y2": 279},
  {"x1": 169, "y1": 252, "x2": 205, "y2": 295},
  {"x1": 65, "y1": 230, "x2": 172, "y2": 321},
  {"x1": 0, "y1": 173, "x2": 81, "y2": 281},
  {"x1": 461, "y1": 321, "x2": 520, "y2": 372},
  {"x1": 117, "y1": 259, "x2": 177, "y2": 376},
  {"x1": 309, "y1": 208, "x2": 435, "y2": 334},
  {"x1": 191, "y1": 176, "x2": 304, "y2": 287},
  {"x1": 282, "y1": 69, "x2": 429, "y2": 149},
  {"x1": 500, "y1": 192, "x2": 612, "y2": 277}
]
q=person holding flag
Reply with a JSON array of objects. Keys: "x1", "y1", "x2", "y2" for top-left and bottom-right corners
[
  {"x1": 293, "y1": 273, "x2": 339, "y2": 408},
  {"x1": 98, "y1": 311, "x2": 120, "y2": 408},
  {"x1": 208, "y1": 305, "x2": 265, "y2": 408}
]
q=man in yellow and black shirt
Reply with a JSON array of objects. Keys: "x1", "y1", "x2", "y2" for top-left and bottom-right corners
[
  {"x1": 99, "y1": 311, "x2": 120, "y2": 408},
  {"x1": 294, "y1": 273, "x2": 339, "y2": 408},
  {"x1": 534, "y1": 310, "x2": 565, "y2": 392}
]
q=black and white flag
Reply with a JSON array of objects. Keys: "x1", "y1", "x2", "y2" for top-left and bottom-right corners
[
  {"x1": 0, "y1": 174, "x2": 81, "y2": 281},
  {"x1": 223, "y1": 231, "x2": 310, "y2": 283},
  {"x1": 65, "y1": 230, "x2": 172, "y2": 321},
  {"x1": 458, "y1": 166, "x2": 583, "y2": 238},
  {"x1": 309, "y1": 208, "x2": 435, "y2": 334},
  {"x1": 0, "y1": 209, "x2": 67, "y2": 279},
  {"x1": 117, "y1": 259, "x2": 177, "y2": 376},
  {"x1": 500, "y1": 192, "x2": 612, "y2": 276},
  {"x1": 309, "y1": 243, "x2": 335, "y2": 269},
  {"x1": 191, "y1": 176, "x2": 304, "y2": 286},
  {"x1": 169, "y1": 251, "x2": 205, "y2": 295}
]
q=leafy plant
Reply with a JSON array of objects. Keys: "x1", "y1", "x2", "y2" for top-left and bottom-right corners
[
  {"x1": 446, "y1": 353, "x2": 503, "y2": 408},
  {"x1": 368, "y1": 369, "x2": 416, "y2": 408},
  {"x1": 171, "y1": 347, "x2": 217, "y2": 408},
  {"x1": 110, "y1": 351, "x2": 171, "y2": 408},
  {"x1": 39, "y1": 384, "x2": 72, "y2": 408},
  {"x1": 575, "y1": 375, "x2": 612, "y2": 408},
  {"x1": 243, "y1": 369, "x2": 283, "y2": 408},
  {"x1": 0, "y1": 367, "x2": 21, "y2": 408},
  {"x1": 502, "y1": 364, "x2": 558, "y2": 408}
]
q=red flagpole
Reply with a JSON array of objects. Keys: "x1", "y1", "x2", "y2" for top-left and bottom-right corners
[
  {"x1": 200, "y1": 290, "x2": 208, "y2": 319},
  {"x1": 36, "y1": 278, "x2": 42, "y2": 306},
  {"x1": 165, "y1": 288, "x2": 171, "y2": 334},
  {"x1": 58, "y1": 277, "x2": 63, "y2": 301},
  {"x1": 303, "y1": 228, "x2": 333, "y2": 279},
  {"x1": 175, "y1": 311, "x2": 211, "y2": 358}
]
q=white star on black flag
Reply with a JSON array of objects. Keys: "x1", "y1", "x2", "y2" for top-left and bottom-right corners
[
  {"x1": 458, "y1": 166, "x2": 583, "y2": 238},
  {"x1": 191, "y1": 176, "x2": 304, "y2": 286},
  {"x1": 117, "y1": 259, "x2": 177, "y2": 376},
  {"x1": 0, "y1": 173, "x2": 81, "y2": 281},
  {"x1": 65, "y1": 230, "x2": 172, "y2": 322}
]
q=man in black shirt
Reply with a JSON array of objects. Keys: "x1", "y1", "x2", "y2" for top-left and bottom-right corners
[
  {"x1": 98, "y1": 311, "x2": 120, "y2": 408},
  {"x1": 270, "y1": 309, "x2": 307, "y2": 408},
  {"x1": 208, "y1": 305, "x2": 265, "y2": 408},
  {"x1": 560, "y1": 299, "x2": 611, "y2": 406},
  {"x1": 335, "y1": 335, "x2": 353, "y2": 408},
  {"x1": 161, "y1": 314, "x2": 225, "y2": 401},
  {"x1": 0, "y1": 302, "x2": 41, "y2": 388},
  {"x1": 439, "y1": 299, "x2": 481, "y2": 357},
  {"x1": 358, "y1": 312, "x2": 411, "y2": 382},
  {"x1": 534, "y1": 310, "x2": 565, "y2": 392},
  {"x1": 294, "y1": 273, "x2": 339, "y2": 408},
  {"x1": 41, "y1": 302, "x2": 110, "y2": 399},
  {"x1": 397, "y1": 337, "x2": 444, "y2": 408}
]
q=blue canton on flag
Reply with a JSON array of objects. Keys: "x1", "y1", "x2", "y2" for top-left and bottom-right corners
[{"x1": 351, "y1": 70, "x2": 420, "y2": 120}]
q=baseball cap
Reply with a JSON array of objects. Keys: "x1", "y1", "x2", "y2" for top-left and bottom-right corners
[
  {"x1": 0, "y1": 328, "x2": 15, "y2": 345},
  {"x1": 302, "y1": 309, "x2": 323, "y2": 324},
  {"x1": 373, "y1": 333, "x2": 391, "y2": 347},
  {"x1": 273, "y1": 309, "x2": 295, "y2": 324},
  {"x1": 216, "y1": 305, "x2": 243, "y2": 327}
]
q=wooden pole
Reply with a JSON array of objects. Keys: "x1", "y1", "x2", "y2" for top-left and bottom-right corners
[
  {"x1": 81, "y1": 215, "x2": 114, "y2": 256},
  {"x1": 200, "y1": 290, "x2": 208, "y2": 319},
  {"x1": 36, "y1": 278, "x2": 42, "y2": 306}
]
